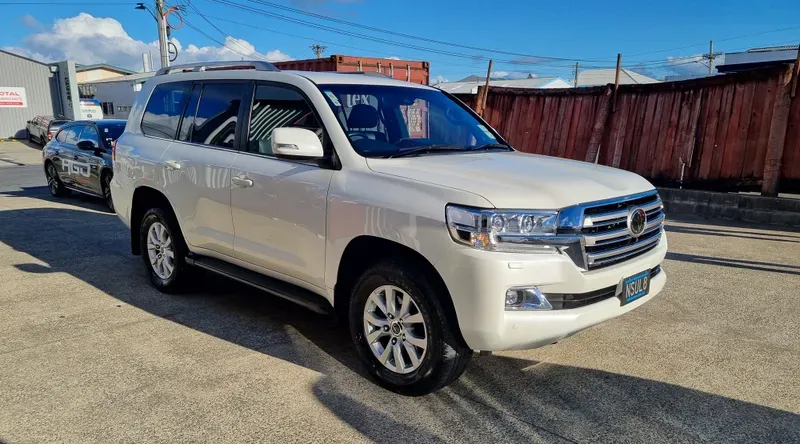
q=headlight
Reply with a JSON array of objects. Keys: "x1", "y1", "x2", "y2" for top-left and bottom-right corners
[{"x1": 446, "y1": 205, "x2": 559, "y2": 252}]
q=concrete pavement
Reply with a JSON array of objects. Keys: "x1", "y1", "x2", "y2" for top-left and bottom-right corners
[{"x1": 0, "y1": 140, "x2": 798, "y2": 443}]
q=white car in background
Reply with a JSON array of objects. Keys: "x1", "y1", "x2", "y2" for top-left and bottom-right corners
[{"x1": 111, "y1": 61, "x2": 667, "y2": 395}]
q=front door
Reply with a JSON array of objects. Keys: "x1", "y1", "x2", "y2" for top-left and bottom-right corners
[
  {"x1": 230, "y1": 83, "x2": 334, "y2": 289},
  {"x1": 72, "y1": 124, "x2": 104, "y2": 194}
]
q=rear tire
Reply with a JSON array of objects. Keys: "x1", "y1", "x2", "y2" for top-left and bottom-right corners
[
  {"x1": 139, "y1": 207, "x2": 189, "y2": 293},
  {"x1": 102, "y1": 173, "x2": 115, "y2": 212},
  {"x1": 45, "y1": 162, "x2": 70, "y2": 197},
  {"x1": 349, "y1": 260, "x2": 471, "y2": 396}
]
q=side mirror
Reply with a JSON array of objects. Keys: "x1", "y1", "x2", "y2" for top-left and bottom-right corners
[
  {"x1": 271, "y1": 127, "x2": 324, "y2": 159},
  {"x1": 76, "y1": 140, "x2": 97, "y2": 150}
]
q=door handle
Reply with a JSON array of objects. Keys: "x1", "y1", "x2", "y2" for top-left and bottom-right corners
[
  {"x1": 232, "y1": 176, "x2": 254, "y2": 188},
  {"x1": 163, "y1": 160, "x2": 182, "y2": 171}
]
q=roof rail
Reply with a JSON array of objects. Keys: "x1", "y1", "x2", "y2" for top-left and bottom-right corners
[{"x1": 155, "y1": 60, "x2": 279, "y2": 76}]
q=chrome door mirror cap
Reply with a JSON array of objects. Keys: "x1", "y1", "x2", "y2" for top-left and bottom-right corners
[{"x1": 271, "y1": 127, "x2": 324, "y2": 159}]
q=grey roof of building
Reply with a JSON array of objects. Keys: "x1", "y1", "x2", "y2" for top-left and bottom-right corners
[
  {"x1": 76, "y1": 63, "x2": 136, "y2": 74},
  {"x1": 577, "y1": 68, "x2": 660, "y2": 87},
  {"x1": 435, "y1": 77, "x2": 567, "y2": 94}
]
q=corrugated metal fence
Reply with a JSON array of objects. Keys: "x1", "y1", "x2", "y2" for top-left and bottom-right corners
[{"x1": 463, "y1": 64, "x2": 800, "y2": 194}]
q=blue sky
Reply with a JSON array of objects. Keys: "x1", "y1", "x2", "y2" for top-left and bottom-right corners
[{"x1": 2, "y1": 0, "x2": 799, "y2": 83}]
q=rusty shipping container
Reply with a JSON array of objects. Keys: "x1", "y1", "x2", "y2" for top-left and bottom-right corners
[{"x1": 273, "y1": 55, "x2": 430, "y2": 85}]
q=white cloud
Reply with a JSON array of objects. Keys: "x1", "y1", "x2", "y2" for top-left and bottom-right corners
[
  {"x1": 387, "y1": 56, "x2": 401, "y2": 60},
  {"x1": 3, "y1": 13, "x2": 292, "y2": 71},
  {"x1": 490, "y1": 70, "x2": 535, "y2": 80},
  {"x1": 431, "y1": 75, "x2": 449, "y2": 85}
]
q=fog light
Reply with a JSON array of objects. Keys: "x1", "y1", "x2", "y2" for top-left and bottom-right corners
[
  {"x1": 505, "y1": 289, "x2": 523, "y2": 306},
  {"x1": 505, "y1": 286, "x2": 552, "y2": 311}
]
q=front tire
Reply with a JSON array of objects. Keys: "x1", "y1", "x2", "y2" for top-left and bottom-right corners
[
  {"x1": 139, "y1": 207, "x2": 189, "y2": 293},
  {"x1": 349, "y1": 261, "x2": 472, "y2": 396}
]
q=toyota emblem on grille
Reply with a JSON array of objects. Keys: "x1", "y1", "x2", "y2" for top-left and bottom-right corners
[{"x1": 627, "y1": 207, "x2": 647, "y2": 238}]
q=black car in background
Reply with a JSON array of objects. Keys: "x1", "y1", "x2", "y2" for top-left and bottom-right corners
[
  {"x1": 26, "y1": 115, "x2": 71, "y2": 146},
  {"x1": 42, "y1": 119, "x2": 126, "y2": 211}
]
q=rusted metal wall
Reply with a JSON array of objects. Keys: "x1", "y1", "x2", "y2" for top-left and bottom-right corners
[
  {"x1": 273, "y1": 54, "x2": 430, "y2": 85},
  {"x1": 472, "y1": 65, "x2": 800, "y2": 192}
]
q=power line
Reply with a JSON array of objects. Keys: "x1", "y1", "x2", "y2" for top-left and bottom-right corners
[
  {"x1": 234, "y1": 0, "x2": 615, "y2": 63},
  {"x1": 625, "y1": 26, "x2": 800, "y2": 59},
  {"x1": 0, "y1": 1, "x2": 135, "y2": 3},
  {"x1": 203, "y1": 0, "x2": 616, "y2": 69},
  {"x1": 182, "y1": 17, "x2": 270, "y2": 61},
  {"x1": 181, "y1": 0, "x2": 261, "y2": 59}
]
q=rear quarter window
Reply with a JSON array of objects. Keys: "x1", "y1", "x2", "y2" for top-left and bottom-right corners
[{"x1": 141, "y1": 82, "x2": 192, "y2": 139}]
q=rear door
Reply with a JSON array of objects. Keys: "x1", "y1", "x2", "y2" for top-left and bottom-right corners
[
  {"x1": 60, "y1": 124, "x2": 85, "y2": 186},
  {"x1": 230, "y1": 82, "x2": 334, "y2": 289},
  {"x1": 159, "y1": 81, "x2": 246, "y2": 258}
]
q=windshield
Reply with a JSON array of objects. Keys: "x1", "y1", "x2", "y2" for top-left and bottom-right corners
[
  {"x1": 319, "y1": 85, "x2": 503, "y2": 158},
  {"x1": 98, "y1": 124, "x2": 126, "y2": 149}
]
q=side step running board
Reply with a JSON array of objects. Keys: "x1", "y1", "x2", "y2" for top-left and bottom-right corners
[{"x1": 185, "y1": 254, "x2": 333, "y2": 316}]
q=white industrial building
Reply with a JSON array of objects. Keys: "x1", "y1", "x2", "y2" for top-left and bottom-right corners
[
  {"x1": 0, "y1": 50, "x2": 82, "y2": 139},
  {"x1": 79, "y1": 71, "x2": 155, "y2": 120}
]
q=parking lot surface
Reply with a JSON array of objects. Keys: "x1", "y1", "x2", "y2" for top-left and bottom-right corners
[{"x1": 1, "y1": 140, "x2": 798, "y2": 443}]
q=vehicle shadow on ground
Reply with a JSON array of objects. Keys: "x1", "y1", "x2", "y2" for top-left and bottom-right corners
[
  {"x1": 664, "y1": 224, "x2": 800, "y2": 243},
  {"x1": 0, "y1": 186, "x2": 112, "y2": 213},
  {"x1": 666, "y1": 251, "x2": 800, "y2": 276},
  {"x1": 1, "y1": 204, "x2": 798, "y2": 443}
]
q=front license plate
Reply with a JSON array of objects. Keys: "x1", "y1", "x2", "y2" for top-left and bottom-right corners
[{"x1": 619, "y1": 270, "x2": 650, "y2": 305}]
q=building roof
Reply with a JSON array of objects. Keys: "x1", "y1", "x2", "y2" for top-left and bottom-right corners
[
  {"x1": 80, "y1": 71, "x2": 156, "y2": 84},
  {"x1": 0, "y1": 48, "x2": 51, "y2": 66},
  {"x1": 435, "y1": 77, "x2": 567, "y2": 94},
  {"x1": 747, "y1": 45, "x2": 799, "y2": 53},
  {"x1": 577, "y1": 68, "x2": 660, "y2": 87},
  {"x1": 75, "y1": 63, "x2": 135, "y2": 75}
]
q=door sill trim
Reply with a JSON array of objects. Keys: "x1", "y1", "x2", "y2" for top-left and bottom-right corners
[{"x1": 185, "y1": 254, "x2": 333, "y2": 315}]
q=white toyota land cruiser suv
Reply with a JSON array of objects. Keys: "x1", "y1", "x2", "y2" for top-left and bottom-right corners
[{"x1": 111, "y1": 61, "x2": 666, "y2": 395}]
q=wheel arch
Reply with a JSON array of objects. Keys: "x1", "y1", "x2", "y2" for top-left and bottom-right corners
[
  {"x1": 129, "y1": 186, "x2": 178, "y2": 255},
  {"x1": 334, "y1": 235, "x2": 467, "y2": 348}
]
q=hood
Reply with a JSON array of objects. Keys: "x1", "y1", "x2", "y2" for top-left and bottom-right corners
[{"x1": 366, "y1": 151, "x2": 655, "y2": 209}]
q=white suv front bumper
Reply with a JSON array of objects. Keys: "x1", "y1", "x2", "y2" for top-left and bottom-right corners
[{"x1": 434, "y1": 232, "x2": 667, "y2": 351}]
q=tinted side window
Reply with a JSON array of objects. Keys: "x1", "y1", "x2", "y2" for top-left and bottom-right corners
[
  {"x1": 248, "y1": 84, "x2": 321, "y2": 156},
  {"x1": 142, "y1": 82, "x2": 192, "y2": 139},
  {"x1": 56, "y1": 128, "x2": 68, "y2": 143},
  {"x1": 65, "y1": 125, "x2": 84, "y2": 144},
  {"x1": 177, "y1": 84, "x2": 201, "y2": 142},
  {"x1": 190, "y1": 83, "x2": 246, "y2": 149},
  {"x1": 79, "y1": 125, "x2": 100, "y2": 145}
]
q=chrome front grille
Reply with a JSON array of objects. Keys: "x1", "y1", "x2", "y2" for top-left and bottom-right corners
[{"x1": 557, "y1": 190, "x2": 665, "y2": 270}]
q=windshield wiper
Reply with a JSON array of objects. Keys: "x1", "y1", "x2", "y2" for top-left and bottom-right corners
[
  {"x1": 465, "y1": 143, "x2": 513, "y2": 152},
  {"x1": 388, "y1": 145, "x2": 465, "y2": 158}
]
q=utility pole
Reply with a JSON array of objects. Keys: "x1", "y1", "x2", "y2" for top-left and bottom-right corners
[
  {"x1": 706, "y1": 40, "x2": 716, "y2": 75},
  {"x1": 310, "y1": 44, "x2": 327, "y2": 59},
  {"x1": 573, "y1": 62, "x2": 579, "y2": 88},
  {"x1": 156, "y1": 0, "x2": 169, "y2": 68},
  {"x1": 613, "y1": 53, "x2": 621, "y2": 112}
]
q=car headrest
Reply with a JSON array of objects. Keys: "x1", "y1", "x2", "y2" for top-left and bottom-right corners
[{"x1": 347, "y1": 104, "x2": 379, "y2": 129}]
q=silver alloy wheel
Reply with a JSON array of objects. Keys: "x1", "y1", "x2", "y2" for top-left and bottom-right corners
[
  {"x1": 46, "y1": 164, "x2": 59, "y2": 195},
  {"x1": 363, "y1": 285, "x2": 428, "y2": 374},
  {"x1": 146, "y1": 222, "x2": 175, "y2": 280}
]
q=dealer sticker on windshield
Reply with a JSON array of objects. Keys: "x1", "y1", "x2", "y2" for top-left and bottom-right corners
[{"x1": 323, "y1": 90, "x2": 341, "y2": 107}]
